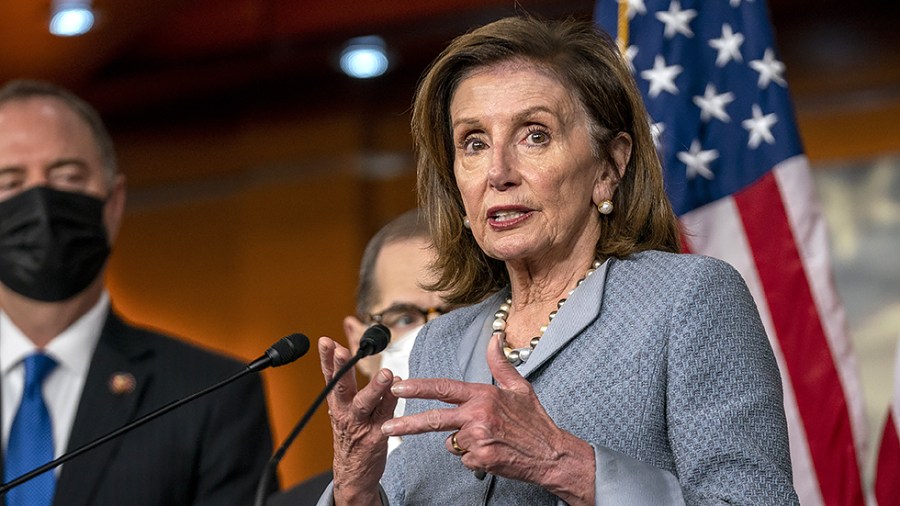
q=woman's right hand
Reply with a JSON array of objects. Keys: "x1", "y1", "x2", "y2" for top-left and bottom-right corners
[{"x1": 318, "y1": 336, "x2": 398, "y2": 505}]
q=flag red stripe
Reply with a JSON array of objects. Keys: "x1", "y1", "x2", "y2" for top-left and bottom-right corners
[
  {"x1": 734, "y1": 172, "x2": 864, "y2": 506},
  {"x1": 877, "y1": 413, "x2": 900, "y2": 504}
]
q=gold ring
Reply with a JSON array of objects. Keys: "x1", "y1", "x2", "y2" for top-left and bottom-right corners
[{"x1": 450, "y1": 431, "x2": 468, "y2": 455}]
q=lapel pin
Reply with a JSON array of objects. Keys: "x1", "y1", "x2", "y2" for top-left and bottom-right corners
[{"x1": 109, "y1": 372, "x2": 136, "y2": 396}]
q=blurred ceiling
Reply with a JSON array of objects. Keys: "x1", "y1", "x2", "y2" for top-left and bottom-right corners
[{"x1": 1, "y1": 0, "x2": 898, "y2": 128}]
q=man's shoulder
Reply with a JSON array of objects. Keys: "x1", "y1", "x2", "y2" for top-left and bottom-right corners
[{"x1": 103, "y1": 312, "x2": 247, "y2": 375}]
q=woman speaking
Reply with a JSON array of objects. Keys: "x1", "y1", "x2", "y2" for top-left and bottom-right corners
[{"x1": 316, "y1": 16, "x2": 798, "y2": 505}]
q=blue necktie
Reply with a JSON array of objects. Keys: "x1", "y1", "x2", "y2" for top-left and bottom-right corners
[{"x1": 4, "y1": 353, "x2": 58, "y2": 506}]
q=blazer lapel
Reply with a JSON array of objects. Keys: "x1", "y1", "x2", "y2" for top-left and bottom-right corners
[
  {"x1": 456, "y1": 292, "x2": 507, "y2": 386},
  {"x1": 518, "y1": 259, "x2": 612, "y2": 379},
  {"x1": 53, "y1": 312, "x2": 153, "y2": 506},
  {"x1": 453, "y1": 259, "x2": 613, "y2": 383}
]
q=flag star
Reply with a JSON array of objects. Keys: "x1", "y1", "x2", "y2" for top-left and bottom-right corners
[
  {"x1": 709, "y1": 24, "x2": 744, "y2": 67},
  {"x1": 742, "y1": 104, "x2": 778, "y2": 148},
  {"x1": 650, "y1": 121, "x2": 666, "y2": 149},
  {"x1": 678, "y1": 139, "x2": 719, "y2": 180},
  {"x1": 619, "y1": 0, "x2": 647, "y2": 19},
  {"x1": 640, "y1": 55, "x2": 683, "y2": 98},
  {"x1": 623, "y1": 45, "x2": 639, "y2": 72},
  {"x1": 729, "y1": 0, "x2": 754, "y2": 6},
  {"x1": 749, "y1": 48, "x2": 787, "y2": 88},
  {"x1": 692, "y1": 84, "x2": 735, "y2": 123},
  {"x1": 655, "y1": 0, "x2": 697, "y2": 39}
]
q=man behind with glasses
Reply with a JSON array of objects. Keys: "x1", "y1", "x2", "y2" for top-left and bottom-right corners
[{"x1": 268, "y1": 208, "x2": 448, "y2": 506}]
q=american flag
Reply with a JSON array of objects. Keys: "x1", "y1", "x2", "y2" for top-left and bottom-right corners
[
  {"x1": 595, "y1": 0, "x2": 870, "y2": 503},
  {"x1": 876, "y1": 339, "x2": 900, "y2": 505}
]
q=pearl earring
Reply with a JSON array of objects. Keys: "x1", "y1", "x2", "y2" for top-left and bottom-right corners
[
  {"x1": 463, "y1": 217, "x2": 471, "y2": 229},
  {"x1": 597, "y1": 200, "x2": 613, "y2": 215}
]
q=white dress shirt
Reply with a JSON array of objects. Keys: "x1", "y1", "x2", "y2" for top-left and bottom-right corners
[{"x1": 1, "y1": 292, "x2": 108, "y2": 465}]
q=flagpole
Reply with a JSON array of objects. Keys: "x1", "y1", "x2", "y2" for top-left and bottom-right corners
[{"x1": 617, "y1": 0, "x2": 629, "y2": 54}]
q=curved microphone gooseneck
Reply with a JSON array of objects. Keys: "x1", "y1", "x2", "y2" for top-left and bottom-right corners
[{"x1": 253, "y1": 324, "x2": 391, "y2": 506}]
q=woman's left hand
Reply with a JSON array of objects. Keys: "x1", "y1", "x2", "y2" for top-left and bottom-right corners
[
  {"x1": 381, "y1": 334, "x2": 596, "y2": 505},
  {"x1": 319, "y1": 336, "x2": 397, "y2": 505}
]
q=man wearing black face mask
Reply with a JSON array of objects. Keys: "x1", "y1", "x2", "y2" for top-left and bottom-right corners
[{"x1": 0, "y1": 80, "x2": 275, "y2": 506}]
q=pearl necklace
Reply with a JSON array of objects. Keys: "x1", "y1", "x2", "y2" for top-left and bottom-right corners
[{"x1": 492, "y1": 259, "x2": 603, "y2": 366}]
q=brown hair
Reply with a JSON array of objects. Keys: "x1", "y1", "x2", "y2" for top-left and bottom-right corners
[
  {"x1": 413, "y1": 16, "x2": 680, "y2": 304},
  {"x1": 0, "y1": 79, "x2": 118, "y2": 182}
]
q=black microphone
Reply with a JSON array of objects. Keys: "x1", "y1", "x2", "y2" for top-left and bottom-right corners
[
  {"x1": 253, "y1": 324, "x2": 391, "y2": 506},
  {"x1": 249, "y1": 333, "x2": 310, "y2": 372},
  {"x1": 357, "y1": 322, "x2": 391, "y2": 357},
  {"x1": 0, "y1": 333, "x2": 310, "y2": 497}
]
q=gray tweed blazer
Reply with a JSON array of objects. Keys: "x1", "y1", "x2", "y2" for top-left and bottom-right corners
[{"x1": 377, "y1": 250, "x2": 799, "y2": 505}]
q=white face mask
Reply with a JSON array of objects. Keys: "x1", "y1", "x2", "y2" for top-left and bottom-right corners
[
  {"x1": 381, "y1": 324, "x2": 422, "y2": 383},
  {"x1": 383, "y1": 324, "x2": 423, "y2": 456}
]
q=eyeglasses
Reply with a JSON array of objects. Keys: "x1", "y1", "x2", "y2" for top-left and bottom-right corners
[{"x1": 367, "y1": 303, "x2": 447, "y2": 333}]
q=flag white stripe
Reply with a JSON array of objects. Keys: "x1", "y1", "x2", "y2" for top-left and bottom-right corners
[{"x1": 774, "y1": 156, "x2": 872, "y2": 504}]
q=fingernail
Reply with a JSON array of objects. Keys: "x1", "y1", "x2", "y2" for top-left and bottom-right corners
[
  {"x1": 376, "y1": 370, "x2": 391, "y2": 384},
  {"x1": 391, "y1": 383, "x2": 407, "y2": 395},
  {"x1": 382, "y1": 421, "x2": 395, "y2": 435}
]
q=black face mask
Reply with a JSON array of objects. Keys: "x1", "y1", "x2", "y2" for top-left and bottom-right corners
[{"x1": 0, "y1": 186, "x2": 111, "y2": 302}]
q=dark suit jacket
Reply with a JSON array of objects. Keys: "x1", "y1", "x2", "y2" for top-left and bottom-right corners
[
  {"x1": 266, "y1": 470, "x2": 332, "y2": 506},
  {"x1": 1, "y1": 310, "x2": 274, "y2": 506}
]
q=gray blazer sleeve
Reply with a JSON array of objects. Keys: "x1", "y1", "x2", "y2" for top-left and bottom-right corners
[
  {"x1": 664, "y1": 257, "x2": 796, "y2": 504},
  {"x1": 313, "y1": 482, "x2": 389, "y2": 506},
  {"x1": 592, "y1": 256, "x2": 795, "y2": 505},
  {"x1": 595, "y1": 445, "x2": 684, "y2": 505}
]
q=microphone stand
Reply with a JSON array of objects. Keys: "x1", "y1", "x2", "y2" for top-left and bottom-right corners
[
  {"x1": 253, "y1": 325, "x2": 387, "y2": 506},
  {"x1": 0, "y1": 367, "x2": 255, "y2": 496},
  {"x1": 252, "y1": 354, "x2": 363, "y2": 506}
]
